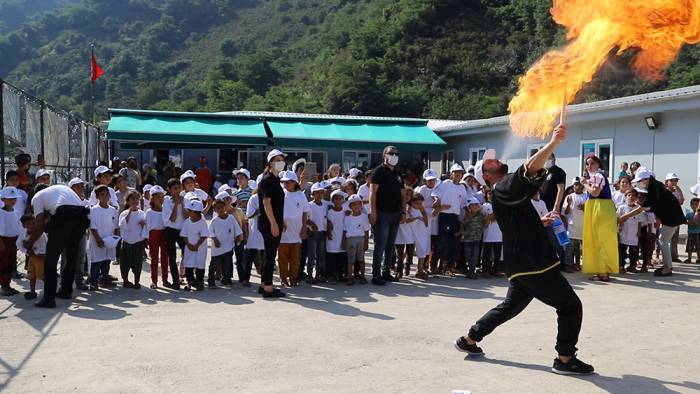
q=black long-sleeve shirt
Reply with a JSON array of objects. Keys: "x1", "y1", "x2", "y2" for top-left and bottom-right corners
[{"x1": 493, "y1": 165, "x2": 559, "y2": 280}]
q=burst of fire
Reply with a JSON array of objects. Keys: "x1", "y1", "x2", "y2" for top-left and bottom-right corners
[{"x1": 508, "y1": 0, "x2": 700, "y2": 138}]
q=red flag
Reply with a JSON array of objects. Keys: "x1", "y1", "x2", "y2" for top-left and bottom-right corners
[{"x1": 91, "y1": 52, "x2": 104, "y2": 82}]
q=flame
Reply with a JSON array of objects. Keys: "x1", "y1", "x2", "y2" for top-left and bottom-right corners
[{"x1": 508, "y1": 0, "x2": 700, "y2": 138}]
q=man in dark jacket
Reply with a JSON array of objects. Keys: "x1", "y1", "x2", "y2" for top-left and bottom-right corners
[{"x1": 454, "y1": 125, "x2": 594, "y2": 376}]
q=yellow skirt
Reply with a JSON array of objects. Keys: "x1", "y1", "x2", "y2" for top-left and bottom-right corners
[{"x1": 582, "y1": 199, "x2": 619, "y2": 274}]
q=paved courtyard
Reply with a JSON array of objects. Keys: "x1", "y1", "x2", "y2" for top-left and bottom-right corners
[{"x1": 1, "y1": 249, "x2": 699, "y2": 394}]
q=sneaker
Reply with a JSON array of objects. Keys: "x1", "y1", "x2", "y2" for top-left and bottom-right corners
[
  {"x1": 371, "y1": 277, "x2": 386, "y2": 286},
  {"x1": 262, "y1": 288, "x2": 285, "y2": 298},
  {"x1": 551, "y1": 355, "x2": 594, "y2": 375},
  {"x1": 24, "y1": 291, "x2": 38, "y2": 300},
  {"x1": 454, "y1": 336, "x2": 484, "y2": 356},
  {"x1": 89, "y1": 283, "x2": 99, "y2": 291}
]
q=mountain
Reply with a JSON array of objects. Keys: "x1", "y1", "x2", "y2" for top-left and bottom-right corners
[
  {"x1": 1, "y1": 0, "x2": 699, "y2": 121},
  {"x1": 0, "y1": 0, "x2": 78, "y2": 34}
]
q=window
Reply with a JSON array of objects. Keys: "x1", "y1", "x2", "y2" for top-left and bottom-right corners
[
  {"x1": 441, "y1": 150, "x2": 455, "y2": 175},
  {"x1": 580, "y1": 139, "x2": 613, "y2": 177},
  {"x1": 469, "y1": 148, "x2": 487, "y2": 165},
  {"x1": 527, "y1": 144, "x2": 545, "y2": 159},
  {"x1": 217, "y1": 149, "x2": 238, "y2": 172},
  {"x1": 342, "y1": 150, "x2": 371, "y2": 172}
]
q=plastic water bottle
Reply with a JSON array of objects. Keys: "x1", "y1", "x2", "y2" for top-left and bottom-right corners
[{"x1": 552, "y1": 217, "x2": 571, "y2": 246}]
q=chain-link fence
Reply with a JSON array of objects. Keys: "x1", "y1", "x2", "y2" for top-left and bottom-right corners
[{"x1": 1, "y1": 79, "x2": 105, "y2": 187}]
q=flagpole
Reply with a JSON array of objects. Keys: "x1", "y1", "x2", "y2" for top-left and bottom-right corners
[{"x1": 90, "y1": 42, "x2": 96, "y2": 125}]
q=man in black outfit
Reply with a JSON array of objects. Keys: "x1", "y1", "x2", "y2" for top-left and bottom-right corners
[
  {"x1": 454, "y1": 125, "x2": 594, "y2": 375},
  {"x1": 540, "y1": 153, "x2": 570, "y2": 272}
]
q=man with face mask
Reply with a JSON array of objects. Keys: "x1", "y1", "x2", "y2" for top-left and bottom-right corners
[
  {"x1": 370, "y1": 146, "x2": 404, "y2": 285},
  {"x1": 540, "y1": 153, "x2": 569, "y2": 272},
  {"x1": 455, "y1": 125, "x2": 595, "y2": 376}
]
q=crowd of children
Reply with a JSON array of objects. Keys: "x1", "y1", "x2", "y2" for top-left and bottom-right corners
[{"x1": 1, "y1": 153, "x2": 698, "y2": 299}]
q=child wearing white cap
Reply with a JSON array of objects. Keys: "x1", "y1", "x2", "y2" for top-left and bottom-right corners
[
  {"x1": 326, "y1": 189, "x2": 347, "y2": 283},
  {"x1": 141, "y1": 184, "x2": 152, "y2": 210},
  {"x1": 162, "y1": 178, "x2": 187, "y2": 289},
  {"x1": 208, "y1": 198, "x2": 243, "y2": 288},
  {"x1": 394, "y1": 187, "x2": 415, "y2": 280},
  {"x1": 342, "y1": 194, "x2": 370, "y2": 285},
  {"x1": 179, "y1": 199, "x2": 210, "y2": 291},
  {"x1": 88, "y1": 185, "x2": 120, "y2": 290},
  {"x1": 406, "y1": 192, "x2": 430, "y2": 279},
  {"x1": 180, "y1": 170, "x2": 212, "y2": 216},
  {"x1": 118, "y1": 190, "x2": 147, "y2": 289},
  {"x1": 278, "y1": 171, "x2": 310, "y2": 286},
  {"x1": 0, "y1": 187, "x2": 22, "y2": 296},
  {"x1": 17, "y1": 214, "x2": 47, "y2": 299},
  {"x1": 146, "y1": 185, "x2": 171, "y2": 289},
  {"x1": 460, "y1": 198, "x2": 485, "y2": 279},
  {"x1": 307, "y1": 183, "x2": 329, "y2": 283},
  {"x1": 4, "y1": 171, "x2": 28, "y2": 217},
  {"x1": 480, "y1": 190, "x2": 504, "y2": 278},
  {"x1": 416, "y1": 169, "x2": 440, "y2": 273},
  {"x1": 563, "y1": 177, "x2": 588, "y2": 271},
  {"x1": 89, "y1": 165, "x2": 119, "y2": 208},
  {"x1": 664, "y1": 172, "x2": 684, "y2": 262},
  {"x1": 432, "y1": 164, "x2": 469, "y2": 275}
]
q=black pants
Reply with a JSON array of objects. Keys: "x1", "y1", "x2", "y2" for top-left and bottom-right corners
[
  {"x1": 619, "y1": 244, "x2": 639, "y2": 269},
  {"x1": 165, "y1": 227, "x2": 185, "y2": 285},
  {"x1": 481, "y1": 242, "x2": 502, "y2": 273},
  {"x1": 185, "y1": 267, "x2": 205, "y2": 285},
  {"x1": 326, "y1": 252, "x2": 346, "y2": 279},
  {"x1": 437, "y1": 213, "x2": 460, "y2": 269},
  {"x1": 43, "y1": 206, "x2": 90, "y2": 302},
  {"x1": 242, "y1": 249, "x2": 261, "y2": 282},
  {"x1": 261, "y1": 229, "x2": 280, "y2": 286},
  {"x1": 468, "y1": 268, "x2": 582, "y2": 356},
  {"x1": 209, "y1": 251, "x2": 233, "y2": 285},
  {"x1": 298, "y1": 238, "x2": 308, "y2": 277}
]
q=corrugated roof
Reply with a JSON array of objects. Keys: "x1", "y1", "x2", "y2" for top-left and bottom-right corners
[
  {"x1": 215, "y1": 110, "x2": 427, "y2": 124},
  {"x1": 432, "y1": 84, "x2": 700, "y2": 133}
]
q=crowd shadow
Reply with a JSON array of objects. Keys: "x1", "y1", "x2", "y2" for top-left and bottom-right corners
[{"x1": 564, "y1": 262, "x2": 700, "y2": 294}]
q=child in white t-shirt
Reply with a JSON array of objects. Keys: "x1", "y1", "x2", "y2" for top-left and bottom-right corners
[
  {"x1": 563, "y1": 178, "x2": 588, "y2": 270},
  {"x1": 0, "y1": 187, "x2": 22, "y2": 296},
  {"x1": 326, "y1": 189, "x2": 347, "y2": 283},
  {"x1": 481, "y1": 190, "x2": 504, "y2": 277},
  {"x1": 17, "y1": 214, "x2": 47, "y2": 299},
  {"x1": 617, "y1": 189, "x2": 640, "y2": 273},
  {"x1": 163, "y1": 178, "x2": 186, "y2": 289},
  {"x1": 179, "y1": 200, "x2": 209, "y2": 291},
  {"x1": 395, "y1": 187, "x2": 415, "y2": 280},
  {"x1": 342, "y1": 195, "x2": 370, "y2": 285},
  {"x1": 245, "y1": 192, "x2": 264, "y2": 280},
  {"x1": 407, "y1": 193, "x2": 429, "y2": 279},
  {"x1": 146, "y1": 186, "x2": 169, "y2": 289},
  {"x1": 118, "y1": 190, "x2": 147, "y2": 289},
  {"x1": 208, "y1": 199, "x2": 243, "y2": 288},
  {"x1": 88, "y1": 185, "x2": 119, "y2": 290},
  {"x1": 279, "y1": 172, "x2": 310, "y2": 287},
  {"x1": 637, "y1": 190, "x2": 657, "y2": 273},
  {"x1": 307, "y1": 183, "x2": 329, "y2": 283}
]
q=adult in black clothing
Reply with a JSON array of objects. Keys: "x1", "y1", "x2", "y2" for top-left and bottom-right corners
[
  {"x1": 540, "y1": 153, "x2": 570, "y2": 271},
  {"x1": 257, "y1": 149, "x2": 287, "y2": 298},
  {"x1": 621, "y1": 168, "x2": 687, "y2": 276},
  {"x1": 455, "y1": 125, "x2": 595, "y2": 376}
]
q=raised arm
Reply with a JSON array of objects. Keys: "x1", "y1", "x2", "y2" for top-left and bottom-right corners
[{"x1": 525, "y1": 125, "x2": 566, "y2": 176}]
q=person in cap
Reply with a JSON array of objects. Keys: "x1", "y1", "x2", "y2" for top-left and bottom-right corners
[
  {"x1": 562, "y1": 177, "x2": 588, "y2": 271},
  {"x1": 357, "y1": 171, "x2": 372, "y2": 214},
  {"x1": 307, "y1": 182, "x2": 329, "y2": 283},
  {"x1": 342, "y1": 194, "x2": 370, "y2": 285},
  {"x1": 326, "y1": 163, "x2": 345, "y2": 185},
  {"x1": 394, "y1": 186, "x2": 415, "y2": 281},
  {"x1": 635, "y1": 188, "x2": 656, "y2": 272},
  {"x1": 17, "y1": 213, "x2": 48, "y2": 299},
  {"x1": 415, "y1": 169, "x2": 440, "y2": 273},
  {"x1": 616, "y1": 188, "x2": 642, "y2": 273},
  {"x1": 233, "y1": 168, "x2": 253, "y2": 209},
  {"x1": 326, "y1": 189, "x2": 348, "y2": 283},
  {"x1": 619, "y1": 167, "x2": 687, "y2": 276},
  {"x1": 579, "y1": 154, "x2": 618, "y2": 281},
  {"x1": 369, "y1": 146, "x2": 404, "y2": 285},
  {"x1": 278, "y1": 171, "x2": 310, "y2": 287},
  {"x1": 431, "y1": 163, "x2": 469, "y2": 276},
  {"x1": 146, "y1": 185, "x2": 170, "y2": 289},
  {"x1": 208, "y1": 195, "x2": 243, "y2": 289},
  {"x1": 257, "y1": 149, "x2": 287, "y2": 297},
  {"x1": 28, "y1": 183, "x2": 91, "y2": 307},
  {"x1": 58, "y1": 178, "x2": 89, "y2": 291},
  {"x1": 162, "y1": 177, "x2": 187, "y2": 290},
  {"x1": 142, "y1": 184, "x2": 153, "y2": 210},
  {"x1": 179, "y1": 199, "x2": 209, "y2": 291},
  {"x1": 118, "y1": 190, "x2": 147, "y2": 289},
  {"x1": 180, "y1": 170, "x2": 213, "y2": 216},
  {"x1": 88, "y1": 185, "x2": 120, "y2": 292},
  {"x1": 460, "y1": 197, "x2": 485, "y2": 280},
  {"x1": 89, "y1": 165, "x2": 119, "y2": 208},
  {"x1": 456, "y1": 124, "x2": 595, "y2": 376},
  {"x1": 4, "y1": 171, "x2": 29, "y2": 217},
  {"x1": 0, "y1": 187, "x2": 22, "y2": 296},
  {"x1": 664, "y1": 172, "x2": 684, "y2": 262},
  {"x1": 34, "y1": 169, "x2": 51, "y2": 186},
  {"x1": 406, "y1": 191, "x2": 430, "y2": 279}
]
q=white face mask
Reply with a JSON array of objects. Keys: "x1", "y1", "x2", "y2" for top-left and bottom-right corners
[
  {"x1": 386, "y1": 154, "x2": 399, "y2": 166},
  {"x1": 545, "y1": 160, "x2": 554, "y2": 169},
  {"x1": 273, "y1": 161, "x2": 286, "y2": 172}
]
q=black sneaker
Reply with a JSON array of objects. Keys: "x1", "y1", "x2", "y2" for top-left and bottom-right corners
[
  {"x1": 454, "y1": 336, "x2": 484, "y2": 356},
  {"x1": 24, "y1": 291, "x2": 38, "y2": 300},
  {"x1": 262, "y1": 288, "x2": 285, "y2": 298},
  {"x1": 552, "y1": 355, "x2": 594, "y2": 375},
  {"x1": 371, "y1": 277, "x2": 386, "y2": 286}
]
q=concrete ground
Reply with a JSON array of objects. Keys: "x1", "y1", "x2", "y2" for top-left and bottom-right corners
[{"x1": 1, "y1": 248, "x2": 700, "y2": 394}]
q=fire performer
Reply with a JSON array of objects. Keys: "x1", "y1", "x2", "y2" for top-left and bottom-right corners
[{"x1": 454, "y1": 124, "x2": 594, "y2": 375}]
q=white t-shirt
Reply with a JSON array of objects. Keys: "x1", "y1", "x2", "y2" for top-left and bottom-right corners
[
  {"x1": 308, "y1": 200, "x2": 329, "y2": 232},
  {"x1": 415, "y1": 185, "x2": 438, "y2": 236},
  {"x1": 563, "y1": 192, "x2": 588, "y2": 240},
  {"x1": 119, "y1": 209, "x2": 147, "y2": 244},
  {"x1": 17, "y1": 230, "x2": 47, "y2": 254},
  {"x1": 281, "y1": 190, "x2": 310, "y2": 244},
  {"x1": 326, "y1": 207, "x2": 345, "y2": 253},
  {"x1": 32, "y1": 185, "x2": 84, "y2": 215},
  {"x1": 180, "y1": 218, "x2": 210, "y2": 269},
  {"x1": 209, "y1": 214, "x2": 242, "y2": 257},
  {"x1": 10, "y1": 188, "x2": 28, "y2": 216},
  {"x1": 358, "y1": 183, "x2": 371, "y2": 214},
  {"x1": 0, "y1": 208, "x2": 21, "y2": 237},
  {"x1": 481, "y1": 203, "x2": 502, "y2": 243},
  {"x1": 617, "y1": 204, "x2": 641, "y2": 246},
  {"x1": 407, "y1": 207, "x2": 430, "y2": 258},
  {"x1": 162, "y1": 195, "x2": 185, "y2": 229},
  {"x1": 645, "y1": 212, "x2": 658, "y2": 234},
  {"x1": 343, "y1": 212, "x2": 370, "y2": 238},
  {"x1": 690, "y1": 183, "x2": 700, "y2": 197},
  {"x1": 88, "y1": 186, "x2": 119, "y2": 208},
  {"x1": 531, "y1": 198, "x2": 549, "y2": 218},
  {"x1": 145, "y1": 208, "x2": 165, "y2": 231},
  {"x1": 612, "y1": 190, "x2": 626, "y2": 207},
  {"x1": 89, "y1": 205, "x2": 118, "y2": 262},
  {"x1": 245, "y1": 194, "x2": 264, "y2": 250},
  {"x1": 431, "y1": 181, "x2": 468, "y2": 215},
  {"x1": 396, "y1": 216, "x2": 414, "y2": 245}
]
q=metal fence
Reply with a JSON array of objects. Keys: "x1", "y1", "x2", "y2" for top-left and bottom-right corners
[{"x1": 1, "y1": 78, "x2": 106, "y2": 187}]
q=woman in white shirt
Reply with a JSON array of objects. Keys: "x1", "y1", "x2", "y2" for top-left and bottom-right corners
[{"x1": 118, "y1": 190, "x2": 147, "y2": 289}]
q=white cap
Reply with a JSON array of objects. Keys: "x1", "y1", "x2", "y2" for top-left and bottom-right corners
[
  {"x1": 422, "y1": 169, "x2": 438, "y2": 181},
  {"x1": 571, "y1": 176, "x2": 582, "y2": 185},
  {"x1": 249, "y1": 180, "x2": 257, "y2": 190},
  {"x1": 36, "y1": 169, "x2": 51, "y2": 179},
  {"x1": 218, "y1": 184, "x2": 233, "y2": 194},
  {"x1": 311, "y1": 182, "x2": 325, "y2": 193},
  {"x1": 292, "y1": 158, "x2": 306, "y2": 173},
  {"x1": 634, "y1": 187, "x2": 648, "y2": 194},
  {"x1": 330, "y1": 189, "x2": 348, "y2": 200},
  {"x1": 68, "y1": 177, "x2": 85, "y2": 187},
  {"x1": 461, "y1": 173, "x2": 475, "y2": 182},
  {"x1": 180, "y1": 170, "x2": 195, "y2": 182},
  {"x1": 184, "y1": 191, "x2": 199, "y2": 201},
  {"x1": 344, "y1": 178, "x2": 358, "y2": 187},
  {"x1": 320, "y1": 180, "x2": 332, "y2": 189},
  {"x1": 474, "y1": 149, "x2": 496, "y2": 186},
  {"x1": 267, "y1": 149, "x2": 287, "y2": 163},
  {"x1": 234, "y1": 168, "x2": 251, "y2": 179},
  {"x1": 149, "y1": 185, "x2": 165, "y2": 195},
  {"x1": 0, "y1": 186, "x2": 19, "y2": 199},
  {"x1": 94, "y1": 165, "x2": 111, "y2": 178},
  {"x1": 665, "y1": 172, "x2": 679, "y2": 181},
  {"x1": 466, "y1": 165, "x2": 475, "y2": 175},
  {"x1": 215, "y1": 191, "x2": 232, "y2": 202},
  {"x1": 449, "y1": 164, "x2": 465, "y2": 173},
  {"x1": 142, "y1": 184, "x2": 153, "y2": 193},
  {"x1": 188, "y1": 199, "x2": 204, "y2": 212},
  {"x1": 348, "y1": 168, "x2": 363, "y2": 178},
  {"x1": 280, "y1": 171, "x2": 299, "y2": 183},
  {"x1": 633, "y1": 167, "x2": 654, "y2": 183},
  {"x1": 347, "y1": 194, "x2": 362, "y2": 204},
  {"x1": 330, "y1": 176, "x2": 345, "y2": 185},
  {"x1": 467, "y1": 197, "x2": 481, "y2": 206}
]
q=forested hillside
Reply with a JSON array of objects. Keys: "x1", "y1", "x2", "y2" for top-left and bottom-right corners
[{"x1": 1, "y1": 0, "x2": 699, "y2": 121}]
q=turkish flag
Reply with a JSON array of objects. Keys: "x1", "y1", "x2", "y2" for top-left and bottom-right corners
[{"x1": 91, "y1": 53, "x2": 104, "y2": 82}]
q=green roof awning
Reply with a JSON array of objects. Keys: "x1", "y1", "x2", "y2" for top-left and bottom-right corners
[
  {"x1": 107, "y1": 112, "x2": 269, "y2": 145},
  {"x1": 267, "y1": 120, "x2": 446, "y2": 150}
]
